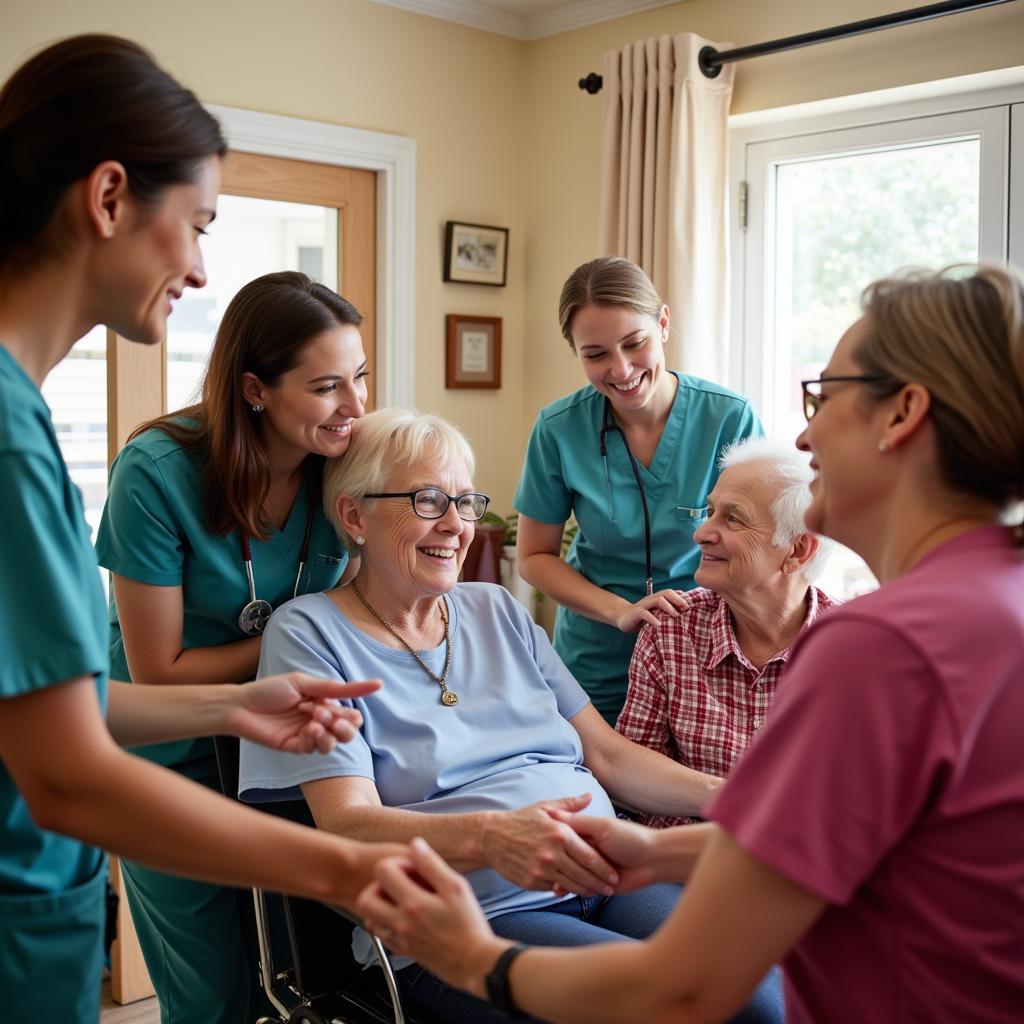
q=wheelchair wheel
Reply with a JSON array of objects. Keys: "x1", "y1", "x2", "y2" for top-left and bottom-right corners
[{"x1": 287, "y1": 1008, "x2": 330, "y2": 1024}]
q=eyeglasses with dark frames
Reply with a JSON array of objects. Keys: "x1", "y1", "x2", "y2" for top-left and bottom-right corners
[
  {"x1": 364, "y1": 487, "x2": 491, "y2": 522},
  {"x1": 800, "y1": 375, "x2": 892, "y2": 422}
]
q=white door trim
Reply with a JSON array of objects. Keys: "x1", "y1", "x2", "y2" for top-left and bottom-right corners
[{"x1": 207, "y1": 104, "x2": 417, "y2": 408}]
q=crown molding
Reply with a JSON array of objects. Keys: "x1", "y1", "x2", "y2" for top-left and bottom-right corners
[{"x1": 370, "y1": 0, "x2": 684, "y2": 40}]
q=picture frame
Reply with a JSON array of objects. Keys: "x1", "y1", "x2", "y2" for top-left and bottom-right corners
[
  {"x1": 446, "y1": 314, "x2": 502, "y2": 389},
  {"x1": 443, "y1": 221, "x2": 509, "y2": 286}
]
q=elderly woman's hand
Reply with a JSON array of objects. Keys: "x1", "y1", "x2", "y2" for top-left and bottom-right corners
[
  {"x1": 613, "y1": 589, "x2": 688, "y2": 633},
  {"x1": 358, "y1": 837, "x2": 511, "y2": 997},
  {"x1": 479, "y1": 793, "x2": 619, "y2": 896}
]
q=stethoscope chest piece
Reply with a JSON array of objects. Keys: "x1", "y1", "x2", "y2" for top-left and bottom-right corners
[{"x1": 238, "y1": 599, "x2": 273, "y2": 636}]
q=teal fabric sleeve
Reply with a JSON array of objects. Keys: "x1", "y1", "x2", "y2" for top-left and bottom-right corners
[
  {"x1": 96, "y1": 443, "x2": 184, "y2": 586},
  {"x1": 514, "y1": 412, "x2": 574, "y2": 525},
  {"x1": 0, "y1": 452, "x2": 106, "y2": 696}
]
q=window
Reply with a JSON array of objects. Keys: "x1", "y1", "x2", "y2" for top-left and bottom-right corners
[{"x1": 732, "y1": 88, "x2": 1024, "y2": 597}]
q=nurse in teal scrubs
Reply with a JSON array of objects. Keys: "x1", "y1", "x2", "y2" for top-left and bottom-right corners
[
  {"x1": 0, "y1": 36, "x2": 398, "y2": 1024},
  {"x1": 95, "y1": 270, "x2": 369, "y2": 1024},
  {"x1": 515, "y1": 257, "x2": 762, "y2": 722}
]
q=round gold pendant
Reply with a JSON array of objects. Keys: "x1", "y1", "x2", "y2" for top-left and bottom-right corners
[{"x1": 440, "y1": 689, "x2": 459, "y2": 707}]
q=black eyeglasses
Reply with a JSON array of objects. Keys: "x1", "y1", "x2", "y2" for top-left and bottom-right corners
[
  {"x1": 364, "y1": 488, "x2": 491, "y2": 522},
  {"x1": 800, "y1": 375, "x2": 892, "y2": 422}
]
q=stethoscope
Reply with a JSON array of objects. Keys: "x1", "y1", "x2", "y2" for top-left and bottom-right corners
[
  {"x1": 237, "y1": 485, "x2": 315, "y2": 636},
  {"x1": 599, "y1": 397, "x2": 654, "y2": 597}
]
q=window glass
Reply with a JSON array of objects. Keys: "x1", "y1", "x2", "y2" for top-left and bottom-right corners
[
  {"x1": 768, "y1": 138, "x2": 981, "y2": 598},
  {"x1": 165, "y1": 194, "x2": 338, "y2": 411}
]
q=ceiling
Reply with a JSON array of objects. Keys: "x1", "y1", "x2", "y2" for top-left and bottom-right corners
[{"x1": 369, "y1": 0, "x2": 684, "y2": 40}]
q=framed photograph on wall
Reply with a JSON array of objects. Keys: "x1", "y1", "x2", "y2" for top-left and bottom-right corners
[
  {"x1": 446, "y1": 314, "x2": 502, "y2": 389},
  {"x1": 443, "y1": 221, "x2": 509, "y2": 286}
]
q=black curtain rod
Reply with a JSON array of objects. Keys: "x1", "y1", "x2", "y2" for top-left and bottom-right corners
[{"x1": 577, "y1": 0, "x2": 1017, "y2": 93}]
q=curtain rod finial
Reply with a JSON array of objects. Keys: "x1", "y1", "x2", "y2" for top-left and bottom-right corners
[
  {"x1": 698, "y1": 45, "x2": 722, "y2": 78},
  {"x1": 578, "y1": 72, "x2": 603, "y2": 94}
]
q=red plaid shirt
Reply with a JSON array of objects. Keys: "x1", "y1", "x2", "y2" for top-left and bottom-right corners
[{"x1": 617, "y1": 585, "x2": 838, "y2": 828}]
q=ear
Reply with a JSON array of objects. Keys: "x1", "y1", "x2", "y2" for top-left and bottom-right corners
[
  {"x1": 658, "y1": 304, "x2": 670, "y2": 337},
  {"x1": 881, "y1": 382, "x2": 931, "y2": 451},
  {"x1": 83, "y1": 161, "x2": 132, "y2": 241},
  {"x1": 240, "y1": 372, "x2": 266, "y2": 407},
  {"x1": 782, "y1": 533, "x2": 818, "y2": 575},
  {"x1": 336, "y1": 494, "x2": 367, "y2": 546}
]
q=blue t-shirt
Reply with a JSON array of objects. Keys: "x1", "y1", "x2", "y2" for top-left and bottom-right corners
[
  {"x1": 0, "y1": 346, "x2": 107, "y2": 896},
  {"x1": 514, "y1": 372, "x2": 762, "y2": 720},
  {"x1": 96, "y1": 427, "x2": 347, "y2": 777},
  {"x1": 240, "y1": 582, "x2": 616, "y2": 960}
]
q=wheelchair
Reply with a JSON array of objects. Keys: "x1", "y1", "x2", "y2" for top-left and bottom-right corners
[{"x1": 214, "y1": 737, "x2": 428, "y2": 1024}]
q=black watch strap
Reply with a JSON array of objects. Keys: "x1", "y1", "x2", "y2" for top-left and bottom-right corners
[{"x1": 485, "y1": 943, "x2": 529, "y2": 1017}]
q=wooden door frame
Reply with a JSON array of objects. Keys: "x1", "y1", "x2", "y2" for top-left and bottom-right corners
[{"x1": 207, "y1": 104, "x2": 416, "y2": 409}]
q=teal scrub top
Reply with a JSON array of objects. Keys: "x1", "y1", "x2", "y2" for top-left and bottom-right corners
[
  {"x1": 0, "y1": 345, "x2": 109, "y2": 1022},
  {"x1": 95, "y1": 427, "x2": 348, "y2": 778},
  {"x1": 514, "y1": 372, "x2": 762, "y2": 720}
]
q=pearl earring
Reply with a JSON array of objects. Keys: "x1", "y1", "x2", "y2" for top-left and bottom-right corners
[
  {"x1": 251, "y1": 403, "x2": 264, "y2": 413},
  {"x1": 356, "y1": 536, "x2": 365, "y2": 546},
  {"x1": 878, "y1": 440, "x2": 891, "y2": 453}
]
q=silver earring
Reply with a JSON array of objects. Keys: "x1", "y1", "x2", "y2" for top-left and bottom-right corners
[
  {"x1": 878, "y1": 440, "x2": 891, "y2": 453},
  {"x1": 355, "y1": 536, "x2": 365, "y2": 546},
  {"x1": 251, "y1": 403, "x2": 264, "y2": 413}
]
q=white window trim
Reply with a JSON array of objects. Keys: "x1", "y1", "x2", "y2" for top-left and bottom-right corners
[
  {"x1": 206, "y1": 104, "x2": 417, "y2": 408},
  {"x1": 728, "y1": 68, "x2": 1024, "y2": 423}
]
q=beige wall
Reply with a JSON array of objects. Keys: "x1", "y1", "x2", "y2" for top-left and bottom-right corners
[
  {"x1": 0, "y1": 0, "x2": 528, "y2": 509},
  {"x1": 4, "y1": 0, "x2": 1023, "y2": 512},
  {"x1": 523, "y1": 0, "x2": 1024, "y2": 437}
]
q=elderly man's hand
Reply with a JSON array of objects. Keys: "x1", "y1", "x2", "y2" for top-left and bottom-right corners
[
  {"x1": 613, "y1": 589, "x2": 688, "y2": 633},
  {"x1": 479, "y1": 794, "x2": 619, "y2": 896}
]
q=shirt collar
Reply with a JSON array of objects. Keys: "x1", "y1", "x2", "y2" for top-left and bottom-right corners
[{"x1": 704, "y1": 585, "x2": 826, "y2": 672}]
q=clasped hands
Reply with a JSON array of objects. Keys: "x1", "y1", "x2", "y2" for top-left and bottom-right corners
[{"x1": 356, "y1": 798, "x2": 665, "y2": 987}]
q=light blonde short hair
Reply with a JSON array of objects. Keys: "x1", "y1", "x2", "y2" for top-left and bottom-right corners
[
  {"x1": 323, "y1": 408, "x2": 476, "y2": 552},
  {"x1": 857, "y1": 264, "x2": 1024, "y2": 516}
]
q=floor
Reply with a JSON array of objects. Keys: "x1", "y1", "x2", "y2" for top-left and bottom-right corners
[{"x1": 100, "y1": 978, "x2": 159, "y2": 1024}]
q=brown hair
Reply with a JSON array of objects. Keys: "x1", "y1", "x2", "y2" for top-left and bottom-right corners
[
  {"x1": 558, "y1": 256, "x2": 663, "y2": 351},
  {"x1": 0, "y1": 34, "x2": 225, "y2": 263},
  {"x1": 134, "y1": 271, "x2": 364, "y2": 539},
  {"x1": 857, "y1": 264, "x2": 1024, "y2": 517}
]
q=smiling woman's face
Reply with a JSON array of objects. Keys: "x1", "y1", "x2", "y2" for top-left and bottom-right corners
[
  {"x1": 361, "y1": 455, "x2": 476, "y2": 602},
  {"x1": 571, "y1": 303, "x2": 669, "y2": 412},
  {"x1": 98, "y1": 155, "x2": 221, "y2": 346}
]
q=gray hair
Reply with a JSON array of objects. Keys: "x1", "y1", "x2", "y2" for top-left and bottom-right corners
[
  {"x1": 717, "y1": 436, "x2": 832, "y2": 581},
  {"x1": 323, "y1": 408, "x2": 476, "y2": 553}
]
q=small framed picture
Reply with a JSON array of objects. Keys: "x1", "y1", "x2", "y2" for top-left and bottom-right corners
[
  {"x1": 443, "y1": 221, "x2": 509, "y2": 287},
  {"x1": 446, "y1": 315, "x2": 502, "y2": 389}
]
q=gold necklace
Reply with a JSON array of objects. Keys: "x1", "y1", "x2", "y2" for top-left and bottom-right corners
[{"x1": 351, "y1": 582, "x2": 459, "y2": 707}]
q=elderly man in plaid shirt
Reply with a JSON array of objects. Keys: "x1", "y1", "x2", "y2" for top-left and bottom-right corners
[{"x1": 617, "y1": 436, "x2": 839, "y2": 827}]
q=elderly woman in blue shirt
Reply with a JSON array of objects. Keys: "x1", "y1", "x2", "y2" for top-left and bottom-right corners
[{"x1": 240, "y1": 407, "x2": 782, "y2": 1024}]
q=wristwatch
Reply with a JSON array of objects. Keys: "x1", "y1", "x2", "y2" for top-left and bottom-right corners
[{"x1": 485, "y1": 943, "x2": 529, "y2": 1017}]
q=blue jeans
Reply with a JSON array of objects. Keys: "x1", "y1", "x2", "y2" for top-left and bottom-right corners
[{"x1": 396, "y1": 885, "x2": 783, "y2": 1024}]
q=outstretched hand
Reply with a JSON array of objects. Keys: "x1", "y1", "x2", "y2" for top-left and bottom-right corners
[
  {"x1": 357, "y1": 837, "x2": 510, "y2": 998},
  {"x1": 225, "y1": 674, "x2": 381, "y2": 754},
  {"x1": 613, "y1": 589, "x2": 688, "y2": 633}
]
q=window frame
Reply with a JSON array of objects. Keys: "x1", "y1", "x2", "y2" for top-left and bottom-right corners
[{"x1": 729, "y1": 76, "x2": 1024, "y2": 433}]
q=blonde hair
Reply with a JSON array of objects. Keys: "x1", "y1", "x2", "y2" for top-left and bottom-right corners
[
  {"x1": 323, "y1": 408, "x2": 476, "y2": 552},
  {"x1": 857, "y1": 265, "x2": 1024, "y2": 518},
  {"x1": 558, "y1": 256, "x2": 662, "y2": 351}
]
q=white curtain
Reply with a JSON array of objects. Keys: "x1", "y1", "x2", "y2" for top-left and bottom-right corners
[{"x1": 598, "y1": 34, "x2": 735, "y2": 382}]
